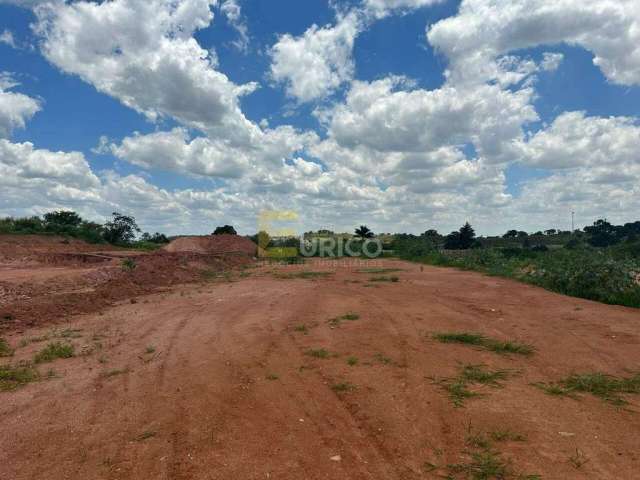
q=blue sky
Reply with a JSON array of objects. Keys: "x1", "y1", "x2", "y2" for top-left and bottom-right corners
[{"x1": 1, "y1": 0, "x2": 639, "y2": 235}]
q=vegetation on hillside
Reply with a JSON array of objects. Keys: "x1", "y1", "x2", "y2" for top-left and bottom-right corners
[{"x1": 0, "y1": 210, "x2": 170, "y2": 247}]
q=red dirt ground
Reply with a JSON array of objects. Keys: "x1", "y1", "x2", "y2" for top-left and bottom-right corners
[
  {"x1": 1, "y1": 250, "x2": 640, "y2": 479},
  {"x1": 0, "y1": 235, "x2": 253, "y2": 331}
]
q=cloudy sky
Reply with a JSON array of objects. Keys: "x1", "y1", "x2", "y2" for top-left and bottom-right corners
[{"x1": 1, "y1": 0, "x2": 639, "y2": 236}]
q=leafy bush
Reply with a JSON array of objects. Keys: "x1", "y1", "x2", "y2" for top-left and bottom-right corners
[
  {"x1": 393, "y1": 235, "x2": 436, "y2": 259},
  {"x1": 0, "y1": 211, "x2": 105, "y2": 244}
]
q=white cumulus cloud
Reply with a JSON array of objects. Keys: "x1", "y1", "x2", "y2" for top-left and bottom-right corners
[
  {"x1": 0, "y1": 73, "x2": 41, "y2": 139},
  {"x1": 269, "y1": 11, "x2": 361, "y2": 103},
  {"x1": 33, "y1": 0, "x2": 260, "y2": 144},
  {"x1": 428, "y1": 0, "x2": 640, "y2": 86}
]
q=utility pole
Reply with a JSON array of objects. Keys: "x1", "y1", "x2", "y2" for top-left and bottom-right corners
[{"x1": 571, "y1": 211, "x2": 575, "y2": 232}]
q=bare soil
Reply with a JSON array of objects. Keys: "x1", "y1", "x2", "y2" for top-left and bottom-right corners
[{"x1": 1, "y1": 252, "x2": 640, "y2": 479}]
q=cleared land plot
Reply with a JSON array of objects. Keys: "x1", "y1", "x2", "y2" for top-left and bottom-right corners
[{"x1": 1, "y1": 256, "x2": 640, "y2": 479}]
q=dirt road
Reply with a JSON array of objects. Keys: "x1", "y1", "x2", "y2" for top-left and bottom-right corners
[{"x1": 1, "y1": 259, "x2": 639, "y2": 479}]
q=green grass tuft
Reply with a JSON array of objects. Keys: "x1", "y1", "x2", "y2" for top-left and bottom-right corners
[
  {"x1": 536, "y1": 371, "x2": 640, "y2": 405},
  {"x1": 121, "y1": 258, "x2": 136, "y2": 271},
  {"x1": 369, "y1": 275, "x2": 399, "y2": 283},
  {"x1": 0, "y1": 364, "x2": 39, "y2": 391},
  {"x1": 135, "y1": 431, "x2": 156, "y2": 441},
  {"x1": 0, "y1": 338, "x2": 14, "y2": 357},
  {"x1": 305, "y1": 348, "x2": 330, "y2": 359},
  {"x1": 275, "y1": 271, "x2": 332, "y2": 280},
  {"x1": 434, "y1": 332, "x2": 534, "y2": 356},
  {"x1": 331, "y1": 382, "x2": 355, "y2": 393},
  {"x1": 34, "y1": 342, "x2": 75, "y2": 364},
  {"x1": 357, "y1": 268, "x2": 403, "y2": 274},
  {"x1": 432, "y1": 364, "x2": 512, "y2": 407},
  {"x1": 373, "y1": 353, "x2": 393, "y2": 365},
  {"x1": 328, "y1": 312, "x2": 360, "y2": 328},
  {"x1": 294, "y1": 324, "x2": 308, "y2": 334},
  {"x1": 347, "y1": 356, "x2": 358, "y2": 366},
  {"x1": 445, "y1": 431, "x2": 539, "y2": 479},
  {"x1": 103, "y1": 367, "x2": 130, "y2": 378}
]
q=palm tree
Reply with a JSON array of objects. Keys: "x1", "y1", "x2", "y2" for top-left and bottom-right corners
[{"x1": 354, "y1": 225, "x2": 374, "y2": 239}]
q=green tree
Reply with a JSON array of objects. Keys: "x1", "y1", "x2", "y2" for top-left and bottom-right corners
[
  {"x1": 584, "y1": 219, "x2": 621, "y2": 247},
  {"x1": 213, "y1": 225, "x2": 237, "y2": 235},
  {"x1": 43, "y1": 210, "x2": 82, "y2": 228},
  {"x1": 354, "y1": 225, "x2": 374, "y2": 239},
  {"x1": 102, "y1": 212, "x2": 140, "y2": 245},
  {"x1": 445, "y1": 222, "x2": 476, "y2": 250}
]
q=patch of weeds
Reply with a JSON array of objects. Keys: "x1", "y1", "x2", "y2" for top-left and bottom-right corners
[
  {"x1": 533, "y1": 382, "x2": 575, "y2": 398},
  {"x1": 357, "y1": 268, "x2": 403, "y2": 274},
  {"x1": 121, "y1": 258, "x2": 136, "y2": 271},
  {"x1": 103, "y1": 367, "x2": 130, "y2": 378},
  {"x1": 369, "y1": 275, "x2": 399, "y2": 283},
  {"x1": 275, "y1": 270, "x2": 333, "y2": 280},
  {"x1": 136, "y1": 431, "x2": 156, "y2": 442},
  {"x1": 433, "y1": 332, "x2": 534, "y2": 356},
  {"x1": 373, "y1": 353, "x2": 393, "y2": 365},
  {"x1": 445, "y1": 431, "x2": 540, "y2": 479},
  {"x1": 57, "y1": 328, "x2": 83, "y2": 339},
  {"x1": 0, "y1": 363, "x2": 39, "y2": 391},
  {"x1": 422, "y1": 462, "x2": 438, "y2": 473},
  {"x1": 265, "y1": 373, "x2": 279, "y2": 380},
  {"x1": 294, "y1": 324, "x2": 309, "y2": 334},
  {"x1": 431, "y1": 364, "x2": 511, "y2": 407},
  {"x1": 327, "y1": 317, "x2": 342, "y2": 328},
  {"x1": 34, "y1": 342, "x2": 75, "y2": 364},
  {"x1": 459, "y1": 364, "x2": 510, "y2": 385},
  {"x1": 331, "y1": 382, "x2": 355, "y2": 393},
  {"x1": 239, "y1": 271, "x2": 251, "y2": 278},
  {"x1": 439, "y1": 379, "x2": 480, "y2": 408},
  {"x1": 347, "y1": 356, "x2": 359, "y2": 366},
  {"x1": 569, "y1": 448, "x2": 589, "y2": 469},
  {"x1": 535, "y1": 372, "x2": 640, "y2": 406},
  {"x1": 490, "y1": 430, "x2": 526, "y2": 443},
  {"x1": 145, "y1": 346, "x2": 156, "y2": 354},
  {"x1": 0, "y1": 338, "x2": 14, "y2": 357},
  {"x1": 305, "y1": 348, "x2": 330, "y2": 359},
  {"x1": 328, "y1": 312, "x2": 360, "y2": 328},
  {"x1": 201, "y1": 269, "x2": 232, "y2": 282}
]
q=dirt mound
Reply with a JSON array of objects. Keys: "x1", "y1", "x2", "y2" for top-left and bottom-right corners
[{"x1": 164, "y1": 234, "x2": 257, "y2": 256}]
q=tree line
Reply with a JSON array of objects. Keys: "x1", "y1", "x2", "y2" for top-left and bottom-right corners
[{"x1": 0, "y1": 211, "x2": 168, "y2": 246}]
